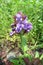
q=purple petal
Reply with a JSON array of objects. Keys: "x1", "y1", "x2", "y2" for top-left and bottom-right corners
[
  {"x1": 15, "y1": 23, "x2": 22, "y2": 33},
  {"x1": 16, "y1": 13, "x2": 21, "y2": 18},
  {"x1": 23, "y1": 23, "x2": 32, "y2": 30},
  {"x1": 16, "y1": 13, "x2": 23, "y2": 22},
  {"x1": 10, "y1": 31, "x2": 15, "y2": 36},
  {"x1": 22, "y1": 19, "x2": 28, "y2": 24},
  {"x1": 23, "y1": 23, "x2": 28, "y2": 30},
  {"x1": 16, "y1": 17, "x2": 22, "y2": 22},
  {"x1": 27, "y1": 23, "x2": 33, "y2": 29},
  {"x1": 12, "y1": 28, "x2": 15, "y2": 31}
]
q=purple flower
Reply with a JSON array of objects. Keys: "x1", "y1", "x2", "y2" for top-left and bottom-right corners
[
  {"x1": 12, "y1": 28, "x2": 15, "y2": 31},
  {"x1": 16, "y1": 17, "x2": 22, "y2": 23},
  {"x1": 22, "y1": 19, "x2": 28, "y2": 24},
  {"x1": 16, "y1": 13, "x2": 22, "y2": 22},
  {"x1": 10, "y1": 12, "x2": 33, "y2": 35},
  {"x1": 27, "y1": 23, "x2": 32, "y2": 29},
  {"x1": 10, "y1": 31, "x2": 15, "y2": 36},
  {"x1": 15, "y1": 23, "x2": 22, "y2": 33},
  {"x1": 16, "y1": 13, "x2": 22, "y2": 18},
  {"x1": 23, "y1": 23, "x2": 32, "y2": 31}
]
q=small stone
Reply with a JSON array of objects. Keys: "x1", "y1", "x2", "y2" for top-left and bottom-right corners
[{"x1": 7, "y1": 52, "x2": 15, "y2": 61}]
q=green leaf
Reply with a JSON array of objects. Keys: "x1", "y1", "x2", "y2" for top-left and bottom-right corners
[
  {"x1": 40, "y1": 54, "x2": 43, "y2": 60},
  {"x1": 35, "y1": 51, "x2": 40, "y2": 58}
]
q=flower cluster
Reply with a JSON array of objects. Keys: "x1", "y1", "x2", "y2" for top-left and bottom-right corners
[{"x1": 10, "y1": 12, "x2": 32, "y2": 36}]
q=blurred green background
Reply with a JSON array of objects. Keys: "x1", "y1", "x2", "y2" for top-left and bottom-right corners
[{"x1": 0, "y1": 0, "x2": 43, "y2": 49}]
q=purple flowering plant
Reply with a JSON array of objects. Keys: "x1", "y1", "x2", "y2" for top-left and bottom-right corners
[
  {"x1": 10, "y1": 12, "x2": 32, "y2": 35},
  {"x1": 10, "y1": 12, "x2": 33, "y2": 53}
]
